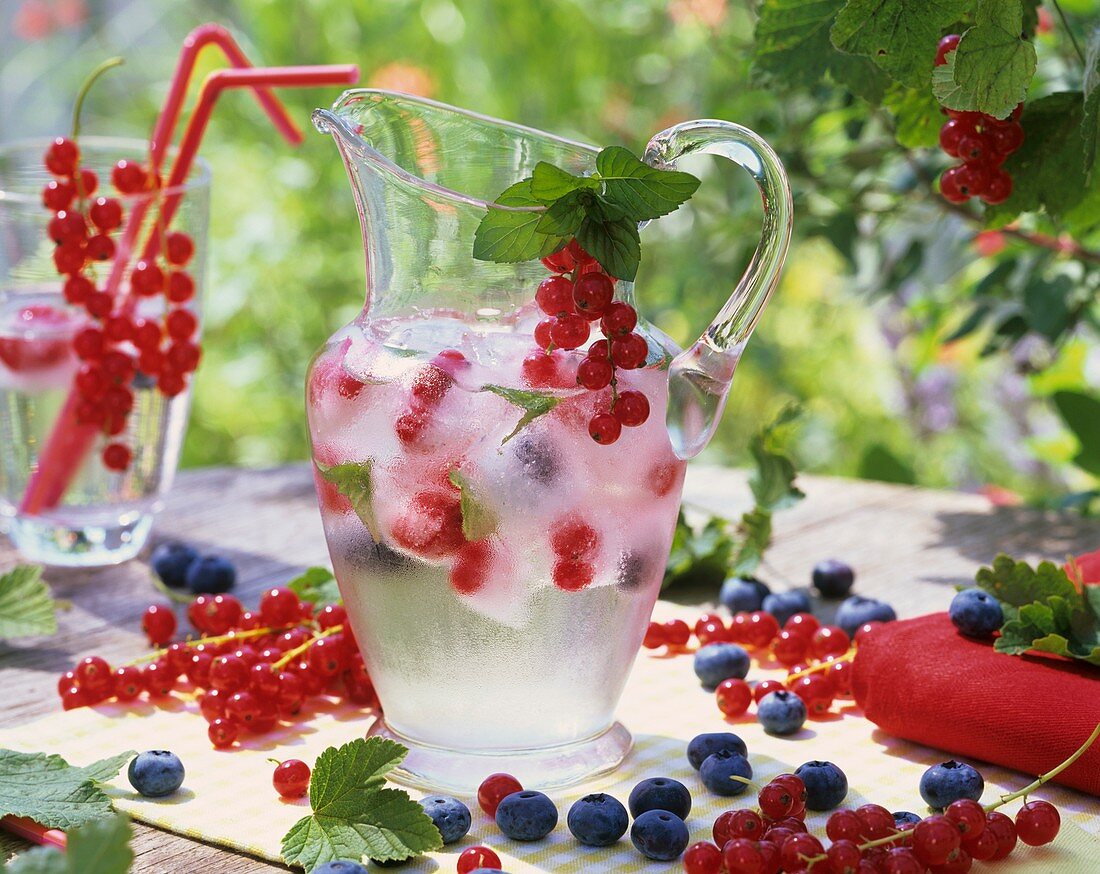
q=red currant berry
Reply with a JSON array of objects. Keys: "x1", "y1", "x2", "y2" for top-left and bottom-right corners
[
  {"x1": 142, "y1": 659, "x2": 176, "y2": 696},
  {"x1": 62, "y1": 274, "x2": 94, "y2": 306},
  {"x1": 53, "y1": 240, "x2": 86, "y2": 275},
  {"x1": 824, "y1": 838, "x2": 862, "y2": 874},
  {"x1": 956, "y1": 134, "x2": 993, "y2": 163},
  {"x1": 164, "y1": 231, "x2": 195, "y2": 266},
  {"x1": 935, "y1": 34, "x2": 961, "y2": 66},
  {"x1": 856, "y1": 804, "x2": 896, "y2": 840},
  {"x1": 209, "y1": 654, "x2": 250, "y2": 693},
  {"x1": 549, "y1": 312, "x2": 590, "y2": 350},
  {"x1": 76, "y1": 167, "x2": 98, "y2": 197},
  {"x1": 112, "y1": 665, "x2": 144, "y2": 702},
  {"x1": 984, "y1": 810, "x2": 1018, "y2": 860},
  {"x1": 1015, "y1": 800, "x2": 1059, "y2": 846},
  {"x1": 980, "y1": 168, "x2": 1013, "y2": 205},
  {"x1": 533, "y1": 318, "x2": 554, "y2": 350},
  {"x1": 157, "y1": 369, "x2": 186, "y2": 397},
  {"x1": 614, "y1": 390, "x2": 650, "y2": 427},
  {"x1": 683, "y1": 840, "x2": 722, "y2": 874},
  {"x1": 642, "y1": 620, "x2": 668, "y2": 649},
  {"x1": 826, "y1": 809, "x2": 864, "y2": 843},
  {"x1": 956, "y1": 162, "x2": 992, "y2": 198},
  {"x1": 317, "y1": 603, "x2": 347, "y2": 631},
  {"x1": 716, "y1": 677, "x2": 752, "y2": 717},
  {"x1": 101, "y1": 442, "x2": 131, "y2": 472},
  {"x1": 44, "y1": 137, "x2": 79, "y2": 176},
  {"x1": 541, "y1": 246, "x2": 575, "y2": 274},
  {"x1": 60, "y1": 685, "x2": 89, "y2": 710},
  {"x1": 588, "y1": 412, "x2": 621, "y2": 444},
  {"x1": 809, "y1": 625, "x2": 850, "y2": 659},
  {"x1": 309, "y1": 634, "x2": 349, "y2": 677},
  {"x1": 600, "y1": 300, "x2": 638, "y2": 337},
  {"x1": 989, "y1": 121, "x2": 1024, "y2": 156},
  {"x1": 939, "y1": 166, "x2": 970, "y2": 204},
  {"x1": 141, "y1": 604, "x2": 176, "y2": 646},
  {"x1": 726, "y1": 809, "x2": 765, "y2": 841},
  {"x1": 722, "y1": 838, "x2": 765, "y2": 874},
  {"x1": 225, "y1": 690, "x2": 262, "y2": 727},
  {"x1": 186, "y1": 650, "x2": 214, "y2": 687},
  {"x1": 103, "y1": 385, "x2": 134, "y2": 415},
  {"x1": 567, "y1": 238, "x2": 595, "y2": 266},
  {"x1": 759, "y1": 781, "x2": 795, "y2": 818},
  {"x1": 550, "y1": 516, "x2": 599, "y2": 560},
  {"x1": 962, "y1": 826, "x2": 999, "y2": 861},
  {"x1": 75, "y1": 364, "x2": 107, "y2": 399},
  {"x1": 778, "y1": 832, "x2": 823, "y2": 871},
  {"x1": 111, "y1": 159, "x2": 147, "y2": 194},
  {"x1": 611, "y1": 332, "x2": 648, "y2": 369},
  {"x1": 164, "y1": 309, "x2": 198, "y2": 341},
  {"x1": 133, "y1": 318, "x2": 163, "y2": 351},
  {"x1": 662, "y1": 618, "x2": 691, "y2": 646},
  {"x1": 854, "y1": 621, "x2": 881, "y2": 644},
  {"x1": 696, "y1": 618, "x2": 728, "y2": 646},
  {"x1": 744, "y1": 611, "x2": 780, "y2": 648},
  {"x1": 883, "y1": 847, "x2": 924, "y2": 873},
  {"x1": 945, "y1": 799, "x2": 986, "y2": 839},
  {"x1": 273, "y1": 759, "x2": 311, "y2": 799},
  {"x1": 42, "y1": 179, "x2": 76, "y2": 212},
  {"x1": 48, "y1": 209, "x2": 87, "y2": 244},
  {"x1": 576, "y1": 355, "x2": 614, "y2": 390},
  {"x1": 477, "y1": 773, "x2": 522, "y2": 817},
  {"x1": 913, "y1": 814, "x2": 961, "y2": 866},
  {"x1": 130, "y1": 261, "x2": 164, "y2": 297},
  {"x1": 208, "y1": 717, "x2": 238, "y2": 749},
  {"x1": 572, "y1": 272, "x2": 614, "y2": 319},
  {"x1": 166, "y1": 271, "x2": 195, "y2": 303},
  {"x1": 103, "y1": 315, "x2": 134, "y2": 343},
  {"x1": 521, "y1": 350, "x2": 560, "y2": 388},
  {"x1": 784, "y1": 612, "x2": 820, "y2": 637},
  {"x1": 85, "y1": 234, "x2": 116, "y2": 262},
  {"x1": 85, "y1": 290, "x2": 113, "y2": 319},
  {"x1": 772, "y1": 629, "x2": 809, "y2": 666},
  {"x1": 753, "y1": 678, "x2": 786, "y2": 703},
  {"x1": 827, "y1": 658, "x2": 854, "y2": 698},
  {"x1": 251, "y1": 662, "x2": 281, "y2": 698},
  {"x1": 587, "y1": 338, "x2": 610, "y2": 359},
  {"x1": 536, "y1": 275, "x2": 575, "y2": 316},
  {"x1": 457, "y1": 846, "x2": 501, "y2": 874},
  {"x1": 89, "y1": 196, "x2": 123, "y2": 231},
  {"x1": 260, "y1": 587, "x2": 301, "y2": 626},
  {"x1": 166, "y1": 341, "x2": 201, "y2": 373},
  {"x1": 552, "y1": 557, "x2": 595, "y2": 591}
]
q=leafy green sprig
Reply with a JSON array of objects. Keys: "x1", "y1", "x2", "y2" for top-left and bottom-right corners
[{"x1": 473, "y1": 146, "x2": 700, "y2": 281}]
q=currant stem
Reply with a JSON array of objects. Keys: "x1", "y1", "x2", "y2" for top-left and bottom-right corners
[
  {"x1": 124, "y1": 624, "x2": 290, "y2": 666},
  {"x1": 1051, "y1": 0, "x2": 1086, "y2": 67},
  {"x1": 804, "y1": 829, "x2": 908, "y2": 869},
  {"x1": 984, "y1": 720, "x2": 1100, "y2": 812},
  {"x1": 271, "y1": 624, "x2": 343, "y2": 671},
  {"x1": 786, "y1": 648, "x2": 856, "y2": 681},
  {"x1": 71, "y1": 57, "x2": 125, "y2": 141}
]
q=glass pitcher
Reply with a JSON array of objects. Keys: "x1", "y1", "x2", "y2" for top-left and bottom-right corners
[{"x1": 309, "y1": 90, "x2": 791, "y2": 792}]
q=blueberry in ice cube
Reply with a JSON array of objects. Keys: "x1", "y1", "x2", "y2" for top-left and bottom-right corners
[
  {"x1": 314, "y1": 863, "x2": 368, "y2": 874},
  {"x1": 616, "y1": 551, "x2": 652, "y2": 590},
  {"x1": 512, "y1": 436, "x2": 560, "y2": 486}
]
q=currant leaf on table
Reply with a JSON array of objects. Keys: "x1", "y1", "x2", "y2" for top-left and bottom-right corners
[
  {"x1": 6, "y1": 815, "x2": 133, "y2": 874},
  {"x1": 0, "y1": 565, "x2": 59, "y2": 640},
  {"x1": 0, "y1": 749, "x2": 134, "y2": 831},
  {"x1": 280, "y1": 738, "x2": 442, "y2": 871}
]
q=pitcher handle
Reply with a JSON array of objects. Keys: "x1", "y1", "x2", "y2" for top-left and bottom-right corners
[{"x1": 644, "y1": 120, "x2": 793, "y2": 460}]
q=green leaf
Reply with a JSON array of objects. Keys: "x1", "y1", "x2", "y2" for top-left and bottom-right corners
[
  {"x1": 0, "y1": 750, "x2": 134, "y2": 831},
  {"x1": 0, "y1": 565, "x2": 58, "y2": 640},
  {"x1": 287, "y1": 567, "x2": 341, "y2": 607},
  {"x1": 828, "y1": 51, "x2": 892, "y2": 104},
  {"x1": 1052, "y1": 391, "x2": 1100, "y2": 477},
  {"x1": 662, "y1": 512, "x2": 737, "y2": 590},
  {"x1": 595, "y1": 146, "x2": 701, "y2": 221},
  {"x1": 535, "y1": 190, "x2": 586, "y2": 236},
  {"x1": 831, "y1": 0, "x2": 967, "y2": 88},
  {"x1": 447, "y1": 470, "x2": 498, "y2": 541},
  {"x1": 975, "y1": 555, "x2": 1080, "y2": 608},
  {"x1": 753, "y1": 0, "x2": 847, "y2": 91},
  {"x1": 530, "y1": 162, "x2": 595, "y2": 201},
  {"x1": 932, "y1": 2, "x2": 1036, "y2": 119},
  {"x1": 472, "y1": 180, "x2": 565, "y2": 264},
  {"x1": 1083, "y1": 28, "x2": 1100, "y2": 181},
  {"x1": 280, "y1": 738, "x2": 442, "y2": 870},
  {"x1": 481, "y1": 384, "x2": 560, "y2": 444},
  {"x1": 7, "y1": 815, "x2": 133, "y2": 874},
  {"x1": 984, "y1": 93, "x2": 1090, "y2": 227},
  {"x1": 749, "y1": 434, "x2": 804, "y2": 512},
  {"x1": 576, "y1": 216, "x2": 640, "y2": 281},
  {"x1": 729, "y1": 509, "x2": 773, "y2": 576},
  {"x1": 316, "y1": 460, "x2": 381, "y2": 542},
  {"x1": 883, "y1": 84, "x2": 945, "y2": 148}
]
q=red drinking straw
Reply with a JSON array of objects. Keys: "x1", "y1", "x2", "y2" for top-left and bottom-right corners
[
  {"x1": 18, "y1": 38, "x2": 358, "y2": 515},
  {"x1": 1, "y1": 815, "x2": 67, "y2": 850}
]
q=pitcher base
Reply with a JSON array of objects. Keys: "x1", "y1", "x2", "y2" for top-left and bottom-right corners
[{"x1": 367, "y1": 719, "x2": 632, "y2": 794}]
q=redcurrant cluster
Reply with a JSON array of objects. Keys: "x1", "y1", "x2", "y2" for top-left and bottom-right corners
[
  {"x1": 531, "y1": 238, "x2": 651, "y2": 446},
  {"x1": 934, "y1": 35, "x2": 1023, "y2": 207},
  {"x1": 685, "y1": 778, "x2": 1062, "y2": 873},
  {"x1": 42, "y1": 136, "x2": 201, "y2": 472},
  {"x1": 57, "y1": 587, "x2": 378, "y2": 750}
]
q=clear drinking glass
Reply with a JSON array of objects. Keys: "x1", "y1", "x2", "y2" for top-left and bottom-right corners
[
  {"x1": 0, "y1": 137, "x2": 209, "y2": 566},
  {"x1": 309, "y1": 91, "x2": 791, "y2": 791}
]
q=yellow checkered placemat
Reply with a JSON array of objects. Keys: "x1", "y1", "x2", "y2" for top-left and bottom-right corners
[{"x1": 2, "y1": 603, "x2": 1098, "y2": 872}]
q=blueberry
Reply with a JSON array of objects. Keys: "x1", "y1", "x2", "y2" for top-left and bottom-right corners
[
  {"x1": 835, "y1": 595, "x2": 896, "y2": 637},
  {"x1": 949, "y1": 588, "x2": 1003, "y2": 638},
  {"x1": 761, "y1": 590, "x2": 812, "y2": 626},
  {"x1": 893, "y1": 811, "x2": 922, "y2": 827},
  {"x1": 687, "y1": 732, "x2": 748, "y2": 770},
  {"x1": 693, "y1": 643, "x2": 750, "y2": 690},
  {"x1": 495, "y1": 790, "x2": 558, "y2": 841},
  {"x1": 719, "y1": 575, "x2": 771, "y2": 613},
  {"x1": 627, "y1": 777, "x2": 692, "y2": 819},
  {"x1": 630, "y1": 810, "x2": 690, "y2": 861},
  {"x1": 417, "y1": 795, "x2": 470, "y2": 844},
  {"x1": 812, "y1": 559, "x2": 855, "y2": 598},
  {"x1": 699, "y1": 750, "x2": 753, "y2": 797},
  {"x1": 617, "y1": 552, "x2": 652, "y2": 590},
  {"x1": 512, "y1": 436, "x2": 559, "y2": 485},
  {"x1": 566, "y1": 793, "x2": 629, "y2": 847},
  {"x1": 127, "y1": 750, "x2": 185, "y2": 797},
  {"x1": 794, "y1": 760, "x2": 848, "y2": 810},
  {"x1": 919, "y1": 760, "x2": 984, "y2": 810},
  {"x1": 756, "y1": 690, "x2": 807, "y2": 736},
  {"x1": 150, "y1": 541, "x2": 199, "y2": 589},
  {"x1": 185, "y1": 554, "x2": 237, "y2": 594},
  {"x1": 315, "y1": 863, "x2": 369, "y2": 874}
]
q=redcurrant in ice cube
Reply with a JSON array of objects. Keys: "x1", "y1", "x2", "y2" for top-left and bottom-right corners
[
  {"x1": 614, "y1": 390, "x2": 649, "y2": 427},
  {"x1": 715, "y1": 678, "x2": 752, "y2": 717},
  {"x1": 164, "y1": 232, "x2": 195, "y2": 266},
  {"x1": 111, "y1": 159, "x2": 147, "y2": 194},
  {"x1": 1015, "y1": 800, "x2": 1060, "y2": 846},
  {"x1": 166, "y1": 271, "x2": 195, "y2": 303},
  {"x1": 576, "y1": 355, "x2": 613, "y2": 390},
  {"x1": 588, "y1": 412, "x2": 621, "y2": 444},
  {"x1": 550, "y1": 516, "x2": 599, "y2": 560},
  {"x1": 477, "y1": 773, "x2": 522, "y2": 817},
  {"x1": 141, "y1": 604, "x2": 176, "y2": 646},
  {"x1": 521, "y1": 350, "x2": 560, "y2": 388},
  {"x1": 611, "y1": 333, "x2": 648, "y2": 369},
  {"x1": 572, "y1": 272, "x2": 614, "y2": 319},
  {"x1": 259, "y1": 587, "x2": 302, "y2": 627},
  {"x1": 273, "y1": 759, "x2": 311, "y2": 799},
  {"x1": 391, "y1": 490, "x2": 465, "y2": 559},
  {"x1": 536, "y1": 275, "x2": 575, "y2": 316},
  {"x1": 42, "y1": 179, "x2": 75, "y2": 210},
  {"x1": 450, "y1": 539, "x2": 491, "y2": 595},
  {"x1": 553, "y1": 557, "x2": 594, "y2": 591},
  {"x1": 600, "y1": 300, "x2": 637, "y2": 338}
]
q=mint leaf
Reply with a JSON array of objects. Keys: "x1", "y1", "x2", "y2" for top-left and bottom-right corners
[
  {"x1": 883, "y1": 84, "x2": 944, "y2": 148},
  {"x1": 753, "y1": 0, "x2": 846, "y2": 91},
  {"x1": 280, "y1": 738, "x2": 442, "y2": 870},
  {"x1": 447, "y1": 470, "x2": 498, "y2": 541},
  {"x1": 596, "y1": 146, "x2": 700, "y2": 221},
  {"x1": 287, "y1": 567, "x2": 341, "y2": 607},
  {"x1": 577, "y1": 216, "x2": 641, "y2": 281},
  {"x1": 0, "y1": 565, "x2": 58, "y2": 640},
  {"x1": 472, "y1": 180, "x2": 565, "y2": 264},
  {"x1": 530, "y1": 162, "x2": 595, "y2": 201},
  {"x1": 985, "y1": 92, "x2": 1090, "y2": 226},
  {"x1": 831, "y1": 0, "x2": 967, "y2": 89},
  {"x1": 0, "y1": 750, "x2": 134, "y2": 830},
  {"x1": 481, "y1": 384, "x2": 560, "y2": 444},
  {"x1": 535, "y1": 190, "x2": 587, "y2": 236},
  {"x1": 7, "y1": 815, "x2": 133, "y2": 874},
  {"x1": 316, "y1": 460, "x2": 380, "y2": 542},
  {"x1": 1083, "y1": 29, "x2": 1100, "y2": 178},
  {"x1": 932, "y1": 1, "x2": 1036, "y2": 119}
]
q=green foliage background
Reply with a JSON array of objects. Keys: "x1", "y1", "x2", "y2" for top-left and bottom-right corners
[{"x1": 2, "y1": 0, "x2": 1098, "y2": 505}]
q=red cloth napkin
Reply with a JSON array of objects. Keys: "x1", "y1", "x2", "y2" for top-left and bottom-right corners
[{"x1": 851, "y1": 613, "x2": 1100, "y2": 796}]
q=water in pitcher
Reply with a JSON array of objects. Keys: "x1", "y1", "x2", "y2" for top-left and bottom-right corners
[{"x1": 306, "y1": 308, "x2": 687, "y2": 751}]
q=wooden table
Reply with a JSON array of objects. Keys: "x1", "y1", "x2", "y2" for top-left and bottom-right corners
[{"x1": 1, "y1": 464, "x2": 1096, "y2": 871}]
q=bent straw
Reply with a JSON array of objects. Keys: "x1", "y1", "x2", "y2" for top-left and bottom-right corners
[
  {"x1": 0, "y1": 815, "x2": 67, "y2": 850},
  {"x1": 19, "y1": 60, "x2": 359, "y2": 515}
]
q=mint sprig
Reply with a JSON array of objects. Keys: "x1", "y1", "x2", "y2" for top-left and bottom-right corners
[
  {"x1": 473, "y1": 146, "x2": 700, "y2": 281},
  {"x1": 448, "y1": 470, "x2": 498, "y2": 541}
]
